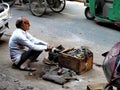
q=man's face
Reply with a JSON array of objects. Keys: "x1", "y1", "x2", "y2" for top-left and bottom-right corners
[
  {"x1": 23, "y1": 21, "x2": 30, "y2": 31},
  {"x1": 21, "y1": 19, "x2": 30, "y2": 31}
]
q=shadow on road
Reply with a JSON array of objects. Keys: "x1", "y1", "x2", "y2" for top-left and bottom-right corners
[{"x1": 96, "y1": 22, "x2": 120, "y2": 31}]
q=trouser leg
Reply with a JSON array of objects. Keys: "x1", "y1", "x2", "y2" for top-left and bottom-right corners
[
  {"x1": 29, "y1": 50, "x2": 43, "y2": 62},
  {"x1": 16, "y1": 50, "x2": 42, "y2": 68}
]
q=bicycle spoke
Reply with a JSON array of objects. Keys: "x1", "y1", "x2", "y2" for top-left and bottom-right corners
[
  {"x1": 29, "y1": 0, "x2": 46, "y2": 17},
  {"x1": 49, "y1": 0, "x2": 66, "y2": 13}
]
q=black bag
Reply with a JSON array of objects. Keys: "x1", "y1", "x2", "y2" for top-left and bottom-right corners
[
  {"x1": 42, "y1": 67, "x2": 76, "y2": 85},
  {"x1": 48, "y1": 45, "x2": 65, "y2": 62}
]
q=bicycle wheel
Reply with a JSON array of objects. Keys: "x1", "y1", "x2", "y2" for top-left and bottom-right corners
[
  {"x1": 29, "y1": 0, "x2": 46, "y2": 17},
  {"x1": 48, "y1": 0, "x2": 65, "y2": 13},
  {"x1": 1, "y1": 0, "x2": 16, "y2": 7}
]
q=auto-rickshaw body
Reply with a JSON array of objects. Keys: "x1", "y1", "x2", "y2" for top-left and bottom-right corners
[{"x1": 84, "y1": 0, "x2": 120, "y2": 25}]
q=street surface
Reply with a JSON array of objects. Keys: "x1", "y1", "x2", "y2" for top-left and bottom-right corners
[{"x1": 0, "y1": 1, "x2": 120, "y2": 90}]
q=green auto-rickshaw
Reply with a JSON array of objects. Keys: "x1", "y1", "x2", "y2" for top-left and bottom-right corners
[{"x1": 84, "y1": 0, "x2": 120, "y2": 26}]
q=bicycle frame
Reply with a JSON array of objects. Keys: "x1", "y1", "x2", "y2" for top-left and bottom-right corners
[
  {"x1": 29, "y1": 0, "x2": 65, "y2": 17},
  {"x1": 1, "y1": 0, "x2": 65, "y2": 17}
]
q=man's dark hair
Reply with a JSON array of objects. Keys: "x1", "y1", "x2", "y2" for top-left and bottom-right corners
[{"x1": 16, "y1": 18, "x2": 23, "y2": 28}]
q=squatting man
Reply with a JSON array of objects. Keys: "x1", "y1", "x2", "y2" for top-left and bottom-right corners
[{"x1": 8, "y1": 16, "x2": 51, "y2": 71}]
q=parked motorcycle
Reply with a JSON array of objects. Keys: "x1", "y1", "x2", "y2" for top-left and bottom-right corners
[
  {"x1": 1, "y1": 0, "x2": 66, "y2": 17},
  {"x1": 0, "y1": 3, "x2": 10, "y2": 39}
]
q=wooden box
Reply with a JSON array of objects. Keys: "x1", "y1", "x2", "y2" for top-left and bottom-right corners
[{"x1": 58, "y1": 48, "x2": 93, "y2": 75}]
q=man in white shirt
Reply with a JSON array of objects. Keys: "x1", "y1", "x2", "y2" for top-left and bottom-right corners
[{"x1": 8, "y1": 17, "x2": 51, "y2": 71}]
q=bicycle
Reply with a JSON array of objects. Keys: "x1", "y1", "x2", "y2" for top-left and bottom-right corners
[
  {"x1": 29, "y1": 0, "x2": 66, "y2": 17},
  {"x1": 1, "y1": 0, "x2": 66, "y2": 17}
]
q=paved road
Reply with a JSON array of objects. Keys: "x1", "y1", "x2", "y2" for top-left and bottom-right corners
[{"x1": 0, "y1": 1, "x2": 120, "y2": 90}]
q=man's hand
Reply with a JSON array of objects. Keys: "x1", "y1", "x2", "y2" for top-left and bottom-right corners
[
  {"x1": 47, "y1": 44, "x2": 51, "y2": 50},
  {"x1": 45, "y1": 44, "x2": 52, "y2": 51}
]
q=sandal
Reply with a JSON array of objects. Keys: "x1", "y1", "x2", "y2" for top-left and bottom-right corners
[
  {"x1": 19, "y1": 66, "x2": 36, "y2": 71},
  {"x1": 43, "y1": 58, "x2": 58, "y2": 65},
  {"x1": 12, "y1": 63, "x2": 19, "y2": 69},
  {"x1": 32, "y1": 59, "x2": 39, "y2": 62}
]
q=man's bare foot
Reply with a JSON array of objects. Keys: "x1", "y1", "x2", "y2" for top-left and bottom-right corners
[{"x1": 20, "y1": 65, "x2": 36, "y2": 71}]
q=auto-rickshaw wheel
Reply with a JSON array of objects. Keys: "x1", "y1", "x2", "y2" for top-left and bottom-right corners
[{"x1": 85, "y1": 7, "x2": 95, "y2": 20}]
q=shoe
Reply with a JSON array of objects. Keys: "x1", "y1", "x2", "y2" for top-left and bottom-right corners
[
  {"x1": 12, "y1": 63, "x2": 19, "y2": 69},
  {"x1": 32, "y1": 59, "x2": 39, "y2": 62},
  {"x1": 43, "y1": 58, "x2": 58, "y2": 65},
  {"x1": 19, "y1": 66, "x2": 36, "y2": 71}
]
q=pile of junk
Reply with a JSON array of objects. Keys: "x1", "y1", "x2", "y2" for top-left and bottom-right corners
[
  {"x1": 42, "y1": 43, "x2": 120, "y2": 90},
  {"x1": 42, "y1": 45, "x2": 93, "y2": 85},
  {"x1": 29, "y1": 42, "x2": 120, "y2": 90}
]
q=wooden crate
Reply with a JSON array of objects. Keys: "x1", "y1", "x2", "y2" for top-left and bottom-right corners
[{"x1": 58, "y1": 48, "x2": 93, "y2": 75}]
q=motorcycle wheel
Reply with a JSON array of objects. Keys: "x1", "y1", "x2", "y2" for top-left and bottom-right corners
[
  {"x1": 29, "y1": 0, "x2": 46, "y2": 17},
  {"x1": 85, "y1": 7, "x2": 95, "y2": 20},
  {"x1": 48, "y1": 0, "x2": 65, "y2": 13},
  {"x1": 2, "y1": 0, "x2": 16, "y2": 7}
]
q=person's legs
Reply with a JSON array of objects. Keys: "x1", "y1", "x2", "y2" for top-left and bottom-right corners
[
  {"x1": 28, "y1": 50, "x2": 43, "y2": 62},
  {"x1": 16, "y1": 50, "x2": 42, "y2": 70},
  {"x1": 19, "y1": 59, "x2": 30, "y2": 67}
]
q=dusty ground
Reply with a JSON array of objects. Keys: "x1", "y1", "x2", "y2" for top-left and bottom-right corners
[
  {"x1": 0, "y1": 1, "x2": 111, "y2": 90},
  {"x1": 0, "y1": 33, "x2": 107, "y2": 90}
]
